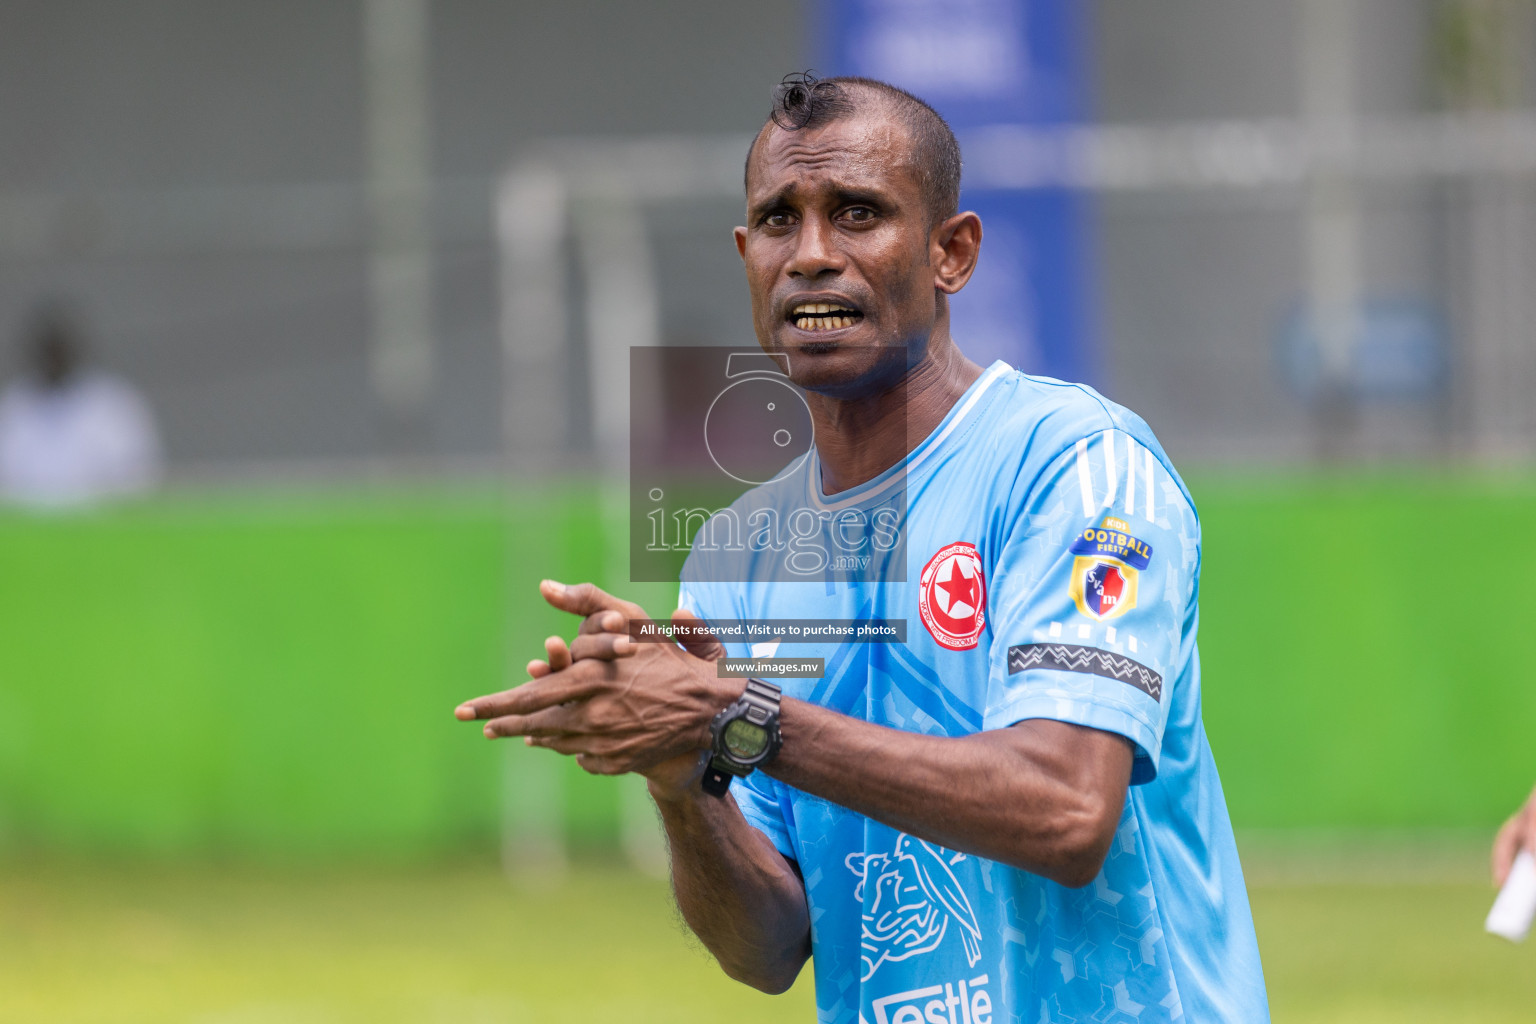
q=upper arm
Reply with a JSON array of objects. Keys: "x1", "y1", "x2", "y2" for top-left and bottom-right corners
[
  {"x1": 991, "y1": 719, "x2": 1135, "y2": 885},
  {"x1": 1002, "y1": 718, "x2": 1135, "y2": 810},
  {"x1": 986, "y1": 428, "x2": 1199, "y2": 784}
]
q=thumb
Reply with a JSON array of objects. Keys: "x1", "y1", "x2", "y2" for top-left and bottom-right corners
[
  {"x1": 542, "y1": 580, "x2": 642, "y2": 619},
  {"x1": 1494, "y1": 813, "x2": 1524, "y2": 887},
  {"x1": 671, "y1": 607, "x2": 726, "y2": 662}
]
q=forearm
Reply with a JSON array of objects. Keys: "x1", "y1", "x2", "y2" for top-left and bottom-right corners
[
  {"x1": 649, "y1": 781, "x2": 811, "y2": 993},
  {"x1": 766, "y1": 699, "x2": 1130, "y2": 886}
]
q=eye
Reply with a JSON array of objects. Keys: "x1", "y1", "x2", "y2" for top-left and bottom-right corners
[
  {"x1": 840, "y1": 205, "x2": 876, "y2": 225},
  {"x1": 763, "y1": 211, "x2": 795, "y2": 229}
]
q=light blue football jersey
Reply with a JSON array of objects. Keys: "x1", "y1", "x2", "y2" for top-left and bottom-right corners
[{"x1": 678, "y1": 361, "x2": 1268, "y2": 1024}]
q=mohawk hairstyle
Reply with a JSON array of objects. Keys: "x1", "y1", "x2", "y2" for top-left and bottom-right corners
[{"x1": 748, "y1": 71, "x2": 963, "y2": 225}]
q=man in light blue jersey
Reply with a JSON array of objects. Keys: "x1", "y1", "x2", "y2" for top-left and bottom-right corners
[{"x1": 458, "y1": 73, "x2": 1269, "y2": 1022}]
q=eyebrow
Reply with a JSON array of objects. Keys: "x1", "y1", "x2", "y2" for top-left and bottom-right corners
[{"x1": 747, "y1": 185, "x2": 798, "y2": 221}]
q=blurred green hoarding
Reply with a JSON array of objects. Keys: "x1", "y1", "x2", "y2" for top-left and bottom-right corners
[{"x1": 0, "y1": 475, "x2": 1530, "y2": 859}]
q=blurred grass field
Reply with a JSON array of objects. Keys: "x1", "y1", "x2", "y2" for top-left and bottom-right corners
[{"x1": 1, "y1": 852, "x2": 1534, "y2": 1023}]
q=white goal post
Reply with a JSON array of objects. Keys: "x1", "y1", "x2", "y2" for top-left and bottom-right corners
[{"x1": 500, "y1": 110, "x2": 1536, "y2": 468}]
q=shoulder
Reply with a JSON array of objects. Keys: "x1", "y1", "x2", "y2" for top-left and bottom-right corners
[
  {"x1": 983, "y1": 369, "x2": 1142, "y2": 459},
  {"x1": 0, "y1": 381, "x2": 30, "y2": 411},
  {"x1": 978, "y1": 368, "x2": 1195, "y2": 517},
  {"x1": 78, "y1": 373, "x2": 150, "y2": 410}
]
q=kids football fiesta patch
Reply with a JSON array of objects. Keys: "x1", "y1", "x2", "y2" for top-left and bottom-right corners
[
  {"x1": 1068, "y1": 516, "x2": 1153, "y2": 622},
  {"x1": 919, "y1": 542, "x2": 987, "y2": 650}
]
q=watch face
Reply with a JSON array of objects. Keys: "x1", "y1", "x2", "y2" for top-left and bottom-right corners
[{"x1": 722, "y1": 718, "x2": 769, "y2": 761}]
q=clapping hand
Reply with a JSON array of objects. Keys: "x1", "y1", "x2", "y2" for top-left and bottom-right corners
[{"x1": 455, "y1": 580, "x2": 731, "y2": 797}]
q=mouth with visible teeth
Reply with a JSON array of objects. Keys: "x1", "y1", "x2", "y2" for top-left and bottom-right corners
[{"x1": 787, "y1": 301, "x2": 864, "y2": 333}]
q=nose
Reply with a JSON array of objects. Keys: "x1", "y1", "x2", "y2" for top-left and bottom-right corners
[{"x1": 785, "y1": 213, "x2": 844, "y2": 280}]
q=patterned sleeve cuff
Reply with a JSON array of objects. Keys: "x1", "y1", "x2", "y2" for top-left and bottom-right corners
[{"x1": 1006, "y1": 643, "x2": 1163, "y2": 701}]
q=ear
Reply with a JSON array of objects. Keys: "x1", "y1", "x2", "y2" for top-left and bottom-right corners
[
  {"x1": 734, "y1": 225, "x2": 748, "y2": 262},
  {"x1": 930, "y1": 212, "x2": 983, "y2": 295}
]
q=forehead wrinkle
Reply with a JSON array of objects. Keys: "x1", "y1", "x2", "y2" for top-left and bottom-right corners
[
  {"x1": 749, "y1": 169, "x2": 891, "y2": 216},
  {"x1": 753, "y1": 148, "x2": 900, "y2": 202},
  {"x1": 774, "y1": 134, "x2": 848, "y2": 160},
  {"x1": 761, "y1": 139, "x2": 857, "y2": 186},
  {"x1": 773, "y1": 126, "x2": 905, "y2": 170},
  {"x1": 779, "y1": 150, "x2": 845, "y2": 172}
]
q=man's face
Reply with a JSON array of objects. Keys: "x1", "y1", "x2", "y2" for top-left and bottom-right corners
[{"x1": 736, "y1": 111, "x2": 941, "y2": 398}]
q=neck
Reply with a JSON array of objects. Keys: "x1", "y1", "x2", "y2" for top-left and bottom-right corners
[{"x1": 808, "y1": 332, "x2": 983, "y2": 496}]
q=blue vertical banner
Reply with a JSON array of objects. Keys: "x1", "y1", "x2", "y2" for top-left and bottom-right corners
[{"x1": 815, "y1": 0, "x2": 1098, "y2": 385}]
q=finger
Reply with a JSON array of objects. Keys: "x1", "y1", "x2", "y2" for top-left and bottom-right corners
[
  {"x1": 577, "y1": 609, "x2": 629, "y2": 637},
  {"x1": 568, "y1": 632, "x2": 636, "y2": 662},
  {"x1": 527, "y1": 733, "x2": 601, "y2": 758},
  {"x1": 1521, "y1": 811, "x2": 1536, "y2": 860},
  {"x1": 1493, "y1": 816, "x2": 1521, "y2": 886},
  {"x1": 483, "y1": 706, "x2": 577, "y2": 740},
  {"x1": 527, "y1": 659, "x2": 550, "y2": 678},
  {"x1": 541, "y1": 580, "x2": 645, "y2": 620},
  {"x1": 671, "y1": 607, "x2": 727, "y2": 662},
  {"x1": 545, "y1": 635, "x2": 572, "y2": 672},
  {"x1": 455, "y1": 673, "x2": 597, "y2": 721},
  {"x1": 576, "y1": 752, "x2": 625, "y2": 775}
]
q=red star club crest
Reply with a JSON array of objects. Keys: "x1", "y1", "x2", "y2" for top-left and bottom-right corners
[{"x1": 919, "y1": 542, "x2": 987, "y2": 650}]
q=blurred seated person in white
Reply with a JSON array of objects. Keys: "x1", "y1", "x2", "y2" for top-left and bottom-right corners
[{"x1": 0, "y1": 306, "x2": 162, "y2": 507}]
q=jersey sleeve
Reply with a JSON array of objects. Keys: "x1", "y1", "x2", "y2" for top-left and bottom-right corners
[
  {"x1": 729, "y1": 772, "x2": 798, "y2": 862},
  {"x1": 986, "y1": 428, "x2": 1200, "y2": 784},
  {"x1": 677, "y1": 570, "x2": 797, "y2": 862}
]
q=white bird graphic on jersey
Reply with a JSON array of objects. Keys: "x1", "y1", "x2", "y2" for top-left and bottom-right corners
[{"x1": 846, "y1": 832, "x2": 983, "y2": 981}]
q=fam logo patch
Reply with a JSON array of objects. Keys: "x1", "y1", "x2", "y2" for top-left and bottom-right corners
[
  {"x1": 1068, "y1": 516, "x2": 1152, "y2": 622},
  {"x1": 918, "y1": 542, "x2": 986, "y2": 650}
]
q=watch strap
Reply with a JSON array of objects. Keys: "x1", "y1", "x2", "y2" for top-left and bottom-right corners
[
  {"x1": 700, "y1": 764, "x2": 734, "y2": 796},
  {"x1": 739, "y1": 678, "x2": 782, "y2": 724}
]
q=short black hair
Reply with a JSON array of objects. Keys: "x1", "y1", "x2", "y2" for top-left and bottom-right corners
[{"x1": 745, "y1": 72, "x2": 963, "y2": 225}]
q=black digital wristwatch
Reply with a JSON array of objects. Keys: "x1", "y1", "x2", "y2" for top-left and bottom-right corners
[{"x1": 701, "y1": 678, "x2": 783, "y2": 797}]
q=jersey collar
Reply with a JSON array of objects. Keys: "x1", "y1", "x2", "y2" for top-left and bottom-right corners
[{"x1": 802, "y1": 359, "x2": 1011, "y2": 512}]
